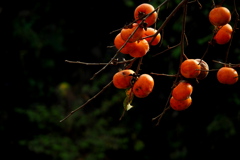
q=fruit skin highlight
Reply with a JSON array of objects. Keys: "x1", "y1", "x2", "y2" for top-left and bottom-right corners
[
  {"x1": 209, "y1": 6, "x2": 231, "y2": 26},
  {"x1": 217, "y1": 67, "x2": 238, "y2": 85}
]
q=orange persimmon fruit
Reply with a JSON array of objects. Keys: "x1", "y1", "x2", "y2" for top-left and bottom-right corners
[
  {"x1": 172, "y1": 80, "x2": 193, "y2": 101},
  {"x1": 170, "y1": 96, "x2": 192, "y2": 111},
  {"x1": 114, "y1": 33, "x2": 135, "y2": 54},
  {"x1": 134, "y1": 3, "x2": 158, "y2": 27},
  {"x1": 113, "y1": 69, "x2": 135, "y2": 89},
  {"x1": 213, "y1": 24, "x2": 233, "y2": 45},
  {"x1": 209, "y1": 6, "x2": 231, "y2": 26},
  {"x1": 142, "y1": 27, "x2": 161, "y2": 46},
  {"x1": 129, "y1": 39, "x2": 149, "y2": 58},
  {"x1": 217, "y1": 67, "x2": 238, "y2": 85},
  {"x1": 120, "y1": 23, "x2": 144, "y2": 43},
  {"x1": 180, "y1": 59, "x2": 201, "y2": 79},
  {"x1": 132, "y1": 74, "x2": 154, "y2": 98}
]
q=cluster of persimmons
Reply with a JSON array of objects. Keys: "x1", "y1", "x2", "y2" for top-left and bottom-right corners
[
  {"x1": 113, "y1": 3, "x2": 159, "y2": 111},
  {"x1": 112, "y1": 3, "x2": 239, "y2": 113},
  {"x1": 60, "y1": 1, "x2": 239, "y2": 123}
]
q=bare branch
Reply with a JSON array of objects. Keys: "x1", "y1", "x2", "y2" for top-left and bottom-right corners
[
  {"x1": 60, "y1": 80, "x2": 113, "y2": 122},
  {"x1": 90, "y1": 18, "x2": 148, "y2": 80},
  {"x1": 151, "y1": 72, "x2": 179, "y2": 77},
  {"x1": 149, "y1": 0, "x2": 189, "y2": 45},
  {"x1": 65, "y1": 58, "x2": 136, "y2": 66},
  {"x1": 224, "y1": 0, "x2": 239, "y2": 64},
  {"x1": 152, "y1": 43, "x2": 181, "y2": 57}
]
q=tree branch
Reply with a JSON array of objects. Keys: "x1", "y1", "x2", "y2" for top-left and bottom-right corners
[{"x1": 60, "y1": 80, "x2": 113, "y2": 122}]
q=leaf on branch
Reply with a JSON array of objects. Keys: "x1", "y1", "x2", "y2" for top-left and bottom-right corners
[{"x1": 123, "y1": 88, "x2": 134, "y2": 111}]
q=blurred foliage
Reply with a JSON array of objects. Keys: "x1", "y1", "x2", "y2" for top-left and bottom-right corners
[{"x1": 2, "y1": 0, "x2": 240, "y2": 160}]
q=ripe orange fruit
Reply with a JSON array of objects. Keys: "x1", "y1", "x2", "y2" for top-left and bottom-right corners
[
  {"x1": 142, "y1": 27, "x2": 161, "y2": 46},
  {"x1": 170, "y1": 96, "x2": 192, "y2": 111},
  {"x1": 172, "y1": 80, "x2": 193, "y2": 101},
  {"x1": 113, "y1": 69, "x2": 135, "y2": 89},
  {"x1": 114, "y1": 33, "x2": 149, "y2": 57},
  {"x1": 217, "y1": 67, "x2": 238, "y2": 85},
  {"x1": 120, "y1": 23, "x2": 144, "y2": 43},
  {"x1": 209, "y1": 6, "x2": 231, "y2": 26},
  {"x1": 195, "y1": 59, "x2": 209, "y2": 80},
  {"x1": 129, "y1": 39, "x2": 149, "y2": 58},
  {"x1": 114, "y1": 33, "x2": 135, "y2": 54},
  {"x1": 214, "y1": 24, "x2": 233, "y2": 45},
  {"x1": 180, "y1": 59, "x2": 201, "y2": 78},
  {"x1": 132, "y1": 74, "x2": 154, "y2": 98},
  {"x1": 134, "y1": 3, "x2": 158, "y2": 27}
]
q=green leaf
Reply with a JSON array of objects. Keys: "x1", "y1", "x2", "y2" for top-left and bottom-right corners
[
  {"x1": 125, "y1": 102, "x2": 134, "y2": 111},
  {"x1": 123, "y1": 88, "x2": 134, "y2": 111}
]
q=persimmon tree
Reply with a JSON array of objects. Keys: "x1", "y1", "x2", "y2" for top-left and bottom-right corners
[{"x1": 60, "y1": 0, "x2": 240, "y2": 125}]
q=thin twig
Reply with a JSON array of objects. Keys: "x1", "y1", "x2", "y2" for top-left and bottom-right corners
[
  {"x1": 212, "y1": 60, "x2": 240, "y2": 68},
  {"x1": 135, "y1": 57, "x2": 143, "y2": 75},
  {"x1": 180, "y1": 0, "x2": 188, "y2": 63},
  {"x1": 60, "y1": 80, "x2": 113, "y2": 122},
  {"x1": 153, "y1": 43, "x2": 181, "y2": 57},
  {"x1": 90, "y1": 23, "x2": 145, "y2": 80},
  {"x1": 149, "y1": 0, "x2": 189, "y2": 45},
  {"x1": 151, "y1": 72, "x2": 179, "y2": 77},
  {"x1": 188, "y1": 0, "x2": 202, "y2": 9},
  {"x1": 65, "y1": 58, "x2": 136, "y2": 66},
  {"x1": 224, "y1": 0, "x2": 239, "y2": 64},
  {"x1": 152, "y1": 0, "x2": 189, "y2": 125}
]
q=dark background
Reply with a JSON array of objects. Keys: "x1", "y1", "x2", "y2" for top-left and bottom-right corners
[{"x1": 2, "y1": 0, "x2": 240, "y2": 159}]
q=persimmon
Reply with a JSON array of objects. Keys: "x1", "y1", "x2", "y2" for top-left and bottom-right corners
[
  {"x1": 132, "y1": 74, "x2": 154, "y2": 98},
  {"x1": 217, "y1": 67, "x2": 238, "y2": 85},
  {"x1": 113, "y1": 69, "x2": 135, "y2": 89},
  {"x1": 172, "y1": 80, "x2": 193, "y2": 101},
  {"x1": 114, "y1": 33, "x2": 135, "y2": 54},
  {"x1": 213, "y1": 24, "x2": 233, "y2": 45},
  {"x1": 142, "y1": 27, "x2": 161, "y2": 46},
  {"x1": 129, "y1": 39, "x2": 149, "y2": 58},
  {"x1": 209, "y1": 6, "x2": 231, "y2": 26},
  {"x1": 180, "y1": 59, "x2": 201, "y2": 79},
  {"x1": 170, "y1": 96, "x2": 192, "y2": 111},
  {"x1": 134, "y1": 3, "x2": 158, "y2": 27},
  {"x1": 120, "y1": 23, "x2": 144, "y2": 43},
  {"x1": 195, "y1": 59, "x2": 209, "y2": 80}
]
